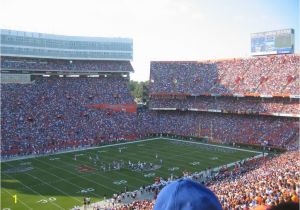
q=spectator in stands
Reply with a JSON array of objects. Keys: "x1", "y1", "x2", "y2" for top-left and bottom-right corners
[
  {"x1": 115, "y1": 151, "x2": 299, "y2": 210},
  {"x1": 209, "y1": 151, "x2": 299, "y2": 210},
  {"x1": 1, "y1": 76, "x2": 137, "y2": 157},
  {"x1": 150, "y1": 54, "x2": 299, "y2": 95}
]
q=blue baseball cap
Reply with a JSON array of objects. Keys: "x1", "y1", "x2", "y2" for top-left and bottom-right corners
[{"x1": 154, "y1": 178, "x2": 222, "y2": 210}]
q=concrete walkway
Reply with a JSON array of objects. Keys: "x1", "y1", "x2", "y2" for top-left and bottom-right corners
[{"x1": 76, "y1": 190, "x2": 155, "y2": 210}]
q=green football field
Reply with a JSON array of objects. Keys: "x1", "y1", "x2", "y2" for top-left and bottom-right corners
[{"x1": 1, "y1": 138, "x2": 260, "y2": 210}]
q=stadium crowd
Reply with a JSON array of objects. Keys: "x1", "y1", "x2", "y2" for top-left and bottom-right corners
[
  {"x1": 150, "y1": 54, "x2": 299, "y2": 95},
  {"x1": 1, "y1": 56, "x2": 134, "y2": 72},
  {"x1": 1, "y1": 28, "x2": 300, "y2": 210},
  {"x1": 115, "y1": 200, "x2": 155, "y2": 210},
  {"x1": 1, "y1": 76, "x2": 138, "y2": 157},
  {"x1": 145, "y1": 54, "x2": 300, "y2": 153},
  {"x1": 1, "y1": 95, "x2": 299, "y2": 157},
  {"x1": 109, "y1": 151, "x2": 299, "y2": 210},
  {"x1": 208, "y1": 151, "x2": 300, "y2": 210},
  {"x1": 1, "y1": 54, "x2": 299, "y2": 157},
  {"x1": 152, "y1": 111, "x2": 299, "y2": 149}
]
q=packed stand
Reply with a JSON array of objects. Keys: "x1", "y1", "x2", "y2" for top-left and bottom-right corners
[
  {"x1": 208, "y1": 151, "x2": 300, "y2": 210},
  {"x1": 150, "y1": 54, "x2": 300, "y2": 95},
  {"x1": 2, "y1": 54, "x2": 299, "y2": 157},
  {"x1": 136, "y1": 108, "x2": 159, "y2": 138},
  {"x1": 153, "y1": 111, "x2": 299, "y2": 149},
  {"x1": 106, "y1": 151, "x2": 299, "y2": 210},
  {"x1": 1, "y1": 76, "x2": 138, "y2": 157},
  {"x1": 149, "y1": 54, "x2": 299, "y2": 151},
  {"x1": 1, "y1": 56, "x2": 134, "y2": 72}
]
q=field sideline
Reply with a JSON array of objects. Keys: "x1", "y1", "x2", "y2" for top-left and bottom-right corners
[{"x1": 1, "y1": 138, "x2": 261, "y2": 210}]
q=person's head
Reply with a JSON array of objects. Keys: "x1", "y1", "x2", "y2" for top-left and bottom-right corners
[{"x1": 154, "y1": 178, "x2": 222, "y2": 210}]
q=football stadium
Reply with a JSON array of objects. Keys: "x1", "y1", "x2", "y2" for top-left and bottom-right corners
[{"x1": 1, "y1": 1, "x2": 299, "y2": 210}]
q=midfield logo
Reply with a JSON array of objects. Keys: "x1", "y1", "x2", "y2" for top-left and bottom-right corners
[{"x1": 77, "y1": 165, "x2": 96, "y2": 173}]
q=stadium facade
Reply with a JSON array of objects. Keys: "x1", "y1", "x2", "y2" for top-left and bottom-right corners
[
  {"x1": 1, "y1": 29, "x2": 133, "y2": 83},
  {"x1": 1, "y1": 29, "x2": 138, "y2": 157},
  {"x1": 0, "y1": 29, "x2": 299, "y2": 158},
  {"x1": 1, "y1": 29, "x2": 133, "y2": 60},
  {"x1": 1, "y1": 29, "x2": 299, "y2": 210}
]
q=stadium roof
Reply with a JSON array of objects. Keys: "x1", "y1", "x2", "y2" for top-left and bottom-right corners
[{"x1": 0, "y1": 29, "x2": 132, "y2": 43}]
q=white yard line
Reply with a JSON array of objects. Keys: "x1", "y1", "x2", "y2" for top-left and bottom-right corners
[
  {"x1": 3, "y1": 162, "x2": 82, "y2": 204},
  {"x1": 33, "y1": 146, "x2": 164, "y2": 190},
  {"x1": 1, "y1": 138, "x2": 160, "y2": 163},
  {"x1": 1, "y1": 137, "x2": 262, "y2": 163},
  {"x1": 161, "y1": 138, "x2": 262, "y2": 154},
  {"x1": 1, "y1": 188, "x2": 34, "y2": 210},
  {"x1": 83, "y1": 140, "x2": 266, "y2": 210},
  {"x1": 48, "y1": 137, "x2": 238, "y2": 185},
  {"x1": 32, "y1": 157, "x2": 121, "y2": 193},
  {"x1": 2, "y1": 137, "x2": 265, "y2": 210},
  {"x1": 19, "y1": 160, "x2": 101, "y2": 198},
  {"x1": 2, "y1": 172, "x2": 66, "y2": 210}
]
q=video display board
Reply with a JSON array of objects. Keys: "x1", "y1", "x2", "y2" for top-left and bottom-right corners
[{"x1": 251, "y1": 29, "x2": 294, "y2": 55}]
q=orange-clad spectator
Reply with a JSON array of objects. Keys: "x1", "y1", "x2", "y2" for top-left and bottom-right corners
[{"x1": 291, "y1": 194, "x2": 299, "y2": 203}]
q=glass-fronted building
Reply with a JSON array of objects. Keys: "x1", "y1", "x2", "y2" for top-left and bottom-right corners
[{"x1": 1, "y1": 29, "x2": 133, "y2": 60}]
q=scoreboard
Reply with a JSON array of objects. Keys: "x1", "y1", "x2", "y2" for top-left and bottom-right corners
[{"x1": 251, "y1": 29, "x2": 294, "y2": 56}]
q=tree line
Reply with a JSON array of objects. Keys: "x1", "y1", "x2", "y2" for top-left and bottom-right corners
[{"x1": 129, "y1": 80, "x2": 149, "y2": 104}]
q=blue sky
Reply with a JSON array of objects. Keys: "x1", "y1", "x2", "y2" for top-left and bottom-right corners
[{"x1": 0, "y1": 0, "x2": 299, "y2": 81}]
